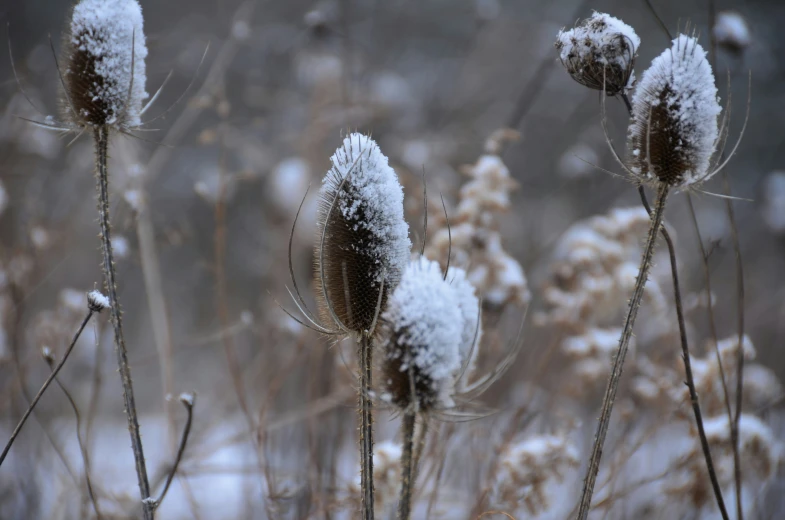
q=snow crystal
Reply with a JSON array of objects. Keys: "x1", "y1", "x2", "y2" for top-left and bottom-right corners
[
  {"x1": 70, "y1": 0, "x2": 148, "y2": 127},
  {"x1": 321, "y1": 133, "x2": 411, "y2": 280},
  {"x1": 383, "y1": 258, "x2": 463, "y2": 407},
  {"x1": 713, "y1": 11, "x2": 751, "y2": 51},
  {"x1": 629, "y1": 34, "x2": 721, "y2": 186},
  {"x1": 87, "y1": 290, "x2": 110, "y2": 311},
  {"x1": 446, "y1": 266, "x2": 482, "y2": 379}
]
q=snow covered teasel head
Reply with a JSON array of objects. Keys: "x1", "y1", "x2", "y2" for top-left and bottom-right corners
[
  {"x1": 315, "y1": 133, "x2": 411, "y2": 335},
  {"x1": 380, "y1": 258, "x2": 464, "y2": 412},
  {"x1": 446, "y1": 266, "x2": 483, "y2": 386},
  {"x1": 62, "y1": 0, "x2": 149, "y2": 129},
  {"x1": 555, "y1": 12, "x2": 640, "y2": 96},
  {"x1": 627, "y1": 35, "x2": 723, "y2": 188}
]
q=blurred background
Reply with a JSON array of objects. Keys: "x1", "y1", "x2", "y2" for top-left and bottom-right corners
[{"x1": 0, "y1": 0, "x2": 783, "y2": 518}]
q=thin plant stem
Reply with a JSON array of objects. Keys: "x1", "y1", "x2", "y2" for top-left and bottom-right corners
[
  {"x1": 576, "y1": 182, "x2": 669, "y2": 520},
  {"x1": 412, "y1": 416, "x2": 429, "y2": 488},
  {"x1": 154, "y1": 394, "x2": 195, "y2": 508},
  {"x1": 43, "y1": 353, "x2": 103, "y2": 519},
  {"x1": 0, "y1": 309, "x2": 94, "y2": 467},
  {"x1": 638, "y1": 187, "x2": 729, "y2": 520},
  {"x1": 359, "y1": 332, "x2": 375, "y2": 520},
  {"x1": 397, "y1": 411, "x2": 417, "y2": 520},
  {"x1": 94, "y1": 125, "x2": 153, "y2": 519}
]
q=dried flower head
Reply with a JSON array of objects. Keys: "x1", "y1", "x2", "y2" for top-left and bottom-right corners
[
  {"x1": 380, "y1": 258, "x2": 464, "y2": 412},
  {"x1": 62, "y1": 0, "x2": 149, "y2": 129},
  {"x1": 87, "y1": 289, "x2": 110, "y2": 312},
  {"x1": 627, "y1": 34, "x2": 722, "y2": 188},
  {"x1": 555, "y1": 12, "x2": 640, "y2": 96},
  {"x1": 315, "y1": 133, "x2": 411, "y2": 335}
]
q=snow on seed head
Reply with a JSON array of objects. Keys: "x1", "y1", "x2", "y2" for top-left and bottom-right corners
[
  {"x1": 555, "y1": 12, "x2": 640, "y2": 96},
  {"x1": 628, "y1": 35, "x2": 721, "y2": 188},
  {"x1": 63, "y1": 0, "x2": 148, "y2": 128},
  {"x1": 380, "y1": 258, "x2": 463, "y2": 411},
  {"x1": 315, "y1": 133, "x2": 411, "y2": 335},
  {"x1": 446, "y1": 266, "x2": 482, "y2": 383}
]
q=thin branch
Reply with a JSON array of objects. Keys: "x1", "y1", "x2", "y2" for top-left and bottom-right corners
[
  {"x1": 94, "y1": 125, "x2": 153, "y2": 519},
  {"x1": 359, "y1": 332, "x2": 375, "y2": 520},
  {"x1": 42, "y1": 348, "x2": 103, "y2": 519},
  {"x1": 577, "y1": 183, "x2": 669, "y2": 519},
  {"x1": 154, "y1": 393, "x2": 196, "y2": 508},
  {"x1": 0, "y1": 309, "x2": 94, "y2": 467},
  {"x1": 638, "y1": 187, "x2": 729, "y2": 520}
]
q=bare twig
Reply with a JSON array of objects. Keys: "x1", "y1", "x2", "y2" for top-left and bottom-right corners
[
  {"x1": 638, "y1": 187, "x2": 729, "y2": 520},
  {"x1": 577, "y1": 183, "x2": 669, "y2": 519},
  {"x1": 94, "y1": 126, "x2": 153, "y2": 519},
  {"x1": 359, "y1": 332, "x2": 375, "y2": 520},
  {"x1": 0, "y1": 309, "x2": 94, "y2": 467},
  {"x1": 42, "y1": 348, "x2": 103, "y2": 519},
  {"x1": 154, "y1": 392, "x2": 196, "y2": 509}
]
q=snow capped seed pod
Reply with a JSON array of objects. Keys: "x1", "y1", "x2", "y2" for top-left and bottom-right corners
[
  {"x1": 63, "y1": 0, "x2": 149, "y2": 128},
  {"x1": 315, "y1": 133, "x2": 411, "y2": 335},
  {"x1": 446, "y1": 266, "x2": 482, "y2": 384},
  {"x1": 380, "y1": 258, "x2": 463, "y2": 412},
  {"x1": 555, "y1": 12, "x2": 640, "y2": 96},
  {"x1": 628, "y1": 35, "x2": 722, "y2": 187}
]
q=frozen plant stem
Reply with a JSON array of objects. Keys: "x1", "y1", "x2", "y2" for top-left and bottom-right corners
[
  {"x1": 639, "y1": 187, "x2": 729, "y2": 520},
  {"x1": 359, "y1": 332, "x2": 375, "y2": 520},
  {"x1": 95, "y1": 126, "x2": 154, "y2": 519},
  {"x1": 577, "y1": 183, "x2": 669, "y2": 519},
  {"x1": 0, "y1": 309, "x2": 94, "y2": 467},
  {"x1": 397, "y1": 411, "x2": 416, "y2": 520}
]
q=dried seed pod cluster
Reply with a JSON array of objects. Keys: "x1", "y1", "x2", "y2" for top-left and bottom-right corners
[
  {"x1": 315, "y1": 133, "x2": 411, "y2": 335},
  {"x1": 62, "y1": 0, "x2": 149, "y2": 128},
  {"x1": 380, "y1": 258, "x2": 480, "y2": 412},
  {"x1": 627, "y1": 35, "x2": 722, "y2": 188},
  {"x1": 555, "y1": 12, "x2": 640, "y2": 96}
]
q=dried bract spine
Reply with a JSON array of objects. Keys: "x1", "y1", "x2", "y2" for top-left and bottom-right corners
[
  {"x1": 628, "y1": 35, "x2": 721, "y2": 187},
  {"x1": 380, "y1": 258, "x2": 463, "y2": 412},
  {"x1": 555, "y1": 12, "x2": 640, "y2": 96},
  {"x1": 446, "y1": 266, "x2": 482, "y2": 382},
  {"x1": 315, "y1": 133, "x2": 411, "y2": 334},
  {"x1": 63, "y1": 0, "x2": 149, "y2": 128}
]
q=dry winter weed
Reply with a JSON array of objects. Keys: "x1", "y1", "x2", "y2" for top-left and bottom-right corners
[{"x1": 0, "y1": 1, "x2": 783, "y2": 520}]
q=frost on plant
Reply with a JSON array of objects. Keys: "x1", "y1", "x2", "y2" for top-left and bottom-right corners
[
  {"x1": 446, "y1": 265, "x2": 482, "y2": 384},
  {"x1": 628, "y1": 34, "x2": 722, "y2": 188},
  {"x1": 87, "y1": 289, "x2": 110, "y2": 311},
  {"x1": 555, "y1": 12, "x2": 640, "y2": 95},
  {"x1": 380, "y1": 257, "x2": 464, "y2": 411},
  {"x1": 64, "y1": 0, "x2": 149, "y2": 128},
  {"x1": 315, "y1": 132, "x2": 411, "y2": 334}
]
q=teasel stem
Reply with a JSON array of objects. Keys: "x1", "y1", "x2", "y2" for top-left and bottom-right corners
[
  {"x1": 359, "y1": 331, "x2": 375, "y2": 520},
  {"x1": 397, "y1": 411, "x2": 417, "y2": 520},
  {"x1": 94, "y1": 125, "x2": 154, "y2": 519},
  {"x1": 639, "y1": 188, "x2": 729, "y2": 520},
  {"x1": 0, "y1": 309, "x2": 95, "y2": 468},
  {"x1": 577, "y1": 182, "x2": 669, "y2": 520}
]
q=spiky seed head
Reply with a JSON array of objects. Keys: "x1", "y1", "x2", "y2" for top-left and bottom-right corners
[
  {"x1": 555, "y1": 12, "x2": 640, "y2": 96},
  {"x1": 87, "y1": 289, "x2": 110, "y2": 312},
  {"x1": 380, "y1": 258, "x2": 463, "y2": 412},
  {"x1": 628, "y1": 35, "x2": 722, "y2": 188},
  {"x1": 62, "y1": 0, "x2": 148, "y2": 128},
  {"x1": 315, "y1": 133, "x2": 411, "y2": 335},
  {"x1": 446, "y1": 266, "x2": 482, "y2": 385}
]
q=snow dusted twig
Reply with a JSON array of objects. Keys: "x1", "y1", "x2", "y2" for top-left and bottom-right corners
[{"x1": 0, "y1": 292, "x2": 100, "y2": 468}]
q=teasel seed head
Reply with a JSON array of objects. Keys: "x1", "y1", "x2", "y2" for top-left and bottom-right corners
[
  {"x1": 555, "y1": 12, "x2": 640, "y2": 96},
  {"x1": 62, "y1": 0, "x2": 149, "y2": 129},
  {"x1": 315, "y1": 133, "x2": 411, "y2": 335},
  {"x1": 627, "y1": 35, "x2": 722, "y2": 188},
  {"x1": 380, "y1": 258, "x2": 465, "y2": 412}
]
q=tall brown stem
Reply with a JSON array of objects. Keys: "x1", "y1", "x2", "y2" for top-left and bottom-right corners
[
  {"x1": 576, "y1": 183, "x2": 669, "y2": 519},
  {"x1": 359, "y1": 332, "x2": 375, "y2": 520},
  {"x1": 95, "y1": 126, "x2": 153, "y2": 519},
  {"x1": 397, "y1": 411, "x2": 416, "y2": 520}
]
